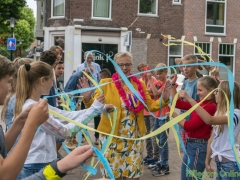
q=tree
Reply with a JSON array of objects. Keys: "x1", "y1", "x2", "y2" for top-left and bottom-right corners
[
  {"x1": 14, "y1": 19, "x2": 34, "y2": 50},
  {"x1": 0, "y1": 3, "x2": 35, "y2": 59},
  {"x1": 0, "y1": 0, "x2": 26, "y2": 27}
]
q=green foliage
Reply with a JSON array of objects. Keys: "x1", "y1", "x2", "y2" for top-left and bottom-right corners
[
  {"x1": 0, "y1": 45, "x2": 10, "y2": 59},
  {"x1": 0, "y1": 1, "x2": 35, "y2": 54},
  {"x1": 14, "y1": 19, "x2": 34, "y2": 50},
  {"x1": 0, "y1": 0, "x2": 26, "y2": 25}
]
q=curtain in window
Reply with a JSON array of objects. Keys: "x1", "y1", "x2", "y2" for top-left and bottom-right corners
[
  {"x1": 93, "y1": 0, "x2": 110, "y2": 18},
  {"x1": 53, "y1": 0, "x2": 64, "y2": 16},
  {"x1": 151, "y1": 0, "x2": 157, "y2": 14}
]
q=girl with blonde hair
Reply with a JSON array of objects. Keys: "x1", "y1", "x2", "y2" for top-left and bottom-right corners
[
  {"x1": 15, "y1": 61, "x2": 113, "y2": 179},
  {"x1": 179, "y1": 81, "x2": 240, "y2": 180}
]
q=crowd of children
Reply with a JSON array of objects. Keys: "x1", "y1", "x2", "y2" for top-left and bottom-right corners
[{"x1": 0, "y1": 50, "x2": 240, "y2": 180}]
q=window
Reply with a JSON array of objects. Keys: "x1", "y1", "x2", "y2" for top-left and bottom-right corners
[
  {"x1": 194, "y1": 42, "x2": 211, "y2": 75},
  {"x1": 138, "y1": 0, "x2": 158, "y2": 16},
  {"x1": 168, "y1": 41, "x2": 183, "y2": 74},
  {"x1": 173, "y1": 0, "x2": 181, "y2": 4},
  {"x1": 218, "y1": 44, "x2": 235, "y2": 80},
  {"x1": 51, "y1": 0, "x2": 65, "y2": 17},
  {"x1": 206, "y1": 0, "x2": 226, "y2": 34},
  {"x1": 92, "y1": 0, "x2": 111, "y2": 19}
]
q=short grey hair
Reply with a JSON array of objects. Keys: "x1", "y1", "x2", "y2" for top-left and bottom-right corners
[
  {"x1": 84, "y1": 51, "x2": 94, "y2": 58},
  {"x1": 113, "y1": 52, "x2": 133, "y2": 63}
]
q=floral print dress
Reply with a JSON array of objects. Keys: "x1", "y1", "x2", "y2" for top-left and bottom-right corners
[{"x1": 99, "y1": 87, "x2": 145, "y2": 178}]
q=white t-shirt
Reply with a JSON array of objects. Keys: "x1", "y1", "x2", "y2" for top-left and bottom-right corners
[
  {"x1": 211, "y1": 109, "x2": 240, "y2": 162},
  {"x1": 23, "y1": 98, "x2": 103, "y2": 164}
]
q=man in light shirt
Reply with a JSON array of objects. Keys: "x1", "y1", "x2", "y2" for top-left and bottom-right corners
[{"x1": 77, "y1": 51, "x2": 101, "y2": 83}]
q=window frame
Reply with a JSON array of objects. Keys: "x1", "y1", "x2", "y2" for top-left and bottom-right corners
[
  {"x1": 91, "y1": 0, "x2": 112, "y2": 20},
  {"x1": 51, "y1": 0, "x2": 65, "y2": 19},
  {"x1": 218, "y1": 43, "x2": 236, "y2": 80},
  {"x1": 194, "y1": 42, "x2": 212, "y2": 76},
  {"x1": 168, "y1": 40, "x2": 183, "y2": 74},
  {"x1": 205, "y1": 0, "x2": 227, "y2": 36},
  {"x1": 137, "y1": 0, "x2": 159, "y2": 17},
  {"x1": 172, "y1": 0, "x2": 182, "y2": 5}
]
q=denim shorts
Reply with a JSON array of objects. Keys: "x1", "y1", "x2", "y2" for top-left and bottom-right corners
[
  {"x1": 216, "y1": 160, "x2": 240, "y2": 180},
  {"x1": 17, "y1": 163, "x2": 49, "y2": 180}
]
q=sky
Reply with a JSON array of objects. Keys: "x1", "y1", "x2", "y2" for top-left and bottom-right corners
[{"x1": 26, "y1": 0, "x2": 37, "y2": 18}]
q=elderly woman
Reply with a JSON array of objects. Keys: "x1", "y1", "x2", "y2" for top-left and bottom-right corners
[{"x1": 82, "y1": 52, "x2": 170, "y2": 180}]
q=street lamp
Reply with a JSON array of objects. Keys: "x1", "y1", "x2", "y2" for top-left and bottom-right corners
[
  {"x1": 7, "y1": 17, "x2": 17, "y2": 61},
  {"x1": 18, "y1": 39, "x2": 24, "y2": 57}
]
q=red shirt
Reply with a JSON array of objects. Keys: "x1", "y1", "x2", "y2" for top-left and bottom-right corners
[{"x1": 176, "y1": 99, "x2": 217, "y2": 139}]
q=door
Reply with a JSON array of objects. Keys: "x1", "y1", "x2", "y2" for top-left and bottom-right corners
[{"x1": 82, "y1": 43, "x2": 118, "y2": 75}]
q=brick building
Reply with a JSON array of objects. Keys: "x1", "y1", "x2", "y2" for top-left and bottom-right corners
[{"x1": 35, "y1": 0, "x2": 239, "y2": 82}]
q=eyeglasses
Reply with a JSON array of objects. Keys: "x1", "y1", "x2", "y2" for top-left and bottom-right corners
[{"x1": 118, "y1": 63, "x2": 132, "y2": 68}]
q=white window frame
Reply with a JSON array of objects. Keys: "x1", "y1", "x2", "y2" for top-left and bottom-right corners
[
  {"x1": 172, "y1": 0, "x2": 182, "y2": 5},
  {"x1": 91, "y1": 0, "x2": 112, "y2": 20},
  {"x1": 137, "y1": 0, "x2": 159, "y2": 17},
  {"x1": 218, "y1": 43, "x2": 235, "y2": 80},
  {"x1": 168, "y1": 40, "x2": 183, "y2": 74},
  {"x1": 205, "y1": 0, "x2": 227, "y2": 36},
  {"x1": 51, "y1": 0, "x2": 65, "y2": 19},
  {"x1": 194, "y1": 42, "x2": 212, "y2": 75}
]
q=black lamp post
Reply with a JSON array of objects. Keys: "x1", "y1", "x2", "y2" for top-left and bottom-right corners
[{"x1": 7, "y1": 17, "x2": 17, "y2": 61}]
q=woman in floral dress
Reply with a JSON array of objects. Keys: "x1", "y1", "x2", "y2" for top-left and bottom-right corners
[{"x1": 83, "y1": 52, "x2": 170, "y2": 180}]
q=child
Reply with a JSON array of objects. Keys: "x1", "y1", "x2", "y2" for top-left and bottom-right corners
[
  {"x1": 137, "y1": 62, "x2": 160, "y2": 168},
  {"x1": 100, "y1": 68, "x2": 111, "y2": 79},
  {"x1": 170, "y1": 76, "x2": 219, "y2": 180},
  {"x1": 211, "y1": 70, "x2": 222, "y2": 83},
  {"x1": 177, "y1": 55, "x2": 200, "y2": 146},
  {"x1": 15, "y1": 61, "x2": 114, "y2": 179},
  {"x1": 0, "y1": 55, "x2": 49, "y2": 180},
  {"x1": 50, "y1": 45, "x2": 63, "y2": 64},
  {"x1": 179, "y1": 81, "x2": 240, "y2": 180},
  {"x1": 0, "y1": 55, "x2": 108, "y2": 180},
  {"x1": 1, "y1": 58, "x2": 33, "y2": 132},
  {"x1": 147, "y1": 63, "x2": 171, "y2": 176},
  {"x1": 54, "y1": 61, "x2": 65, "y2": 109}
]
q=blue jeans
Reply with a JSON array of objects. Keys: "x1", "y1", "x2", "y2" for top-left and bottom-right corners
[
  {"x1": 154, "y1": 119, "x2": 169, "y2": 167},
  {"x1": 216, "y1": 161, "x2": 240, "y2": 180},
  {"x1": 17, "y1": 163, "x2": 49, "y2": 179},
  {"x1": 181, "y1": 141, "x2": 207, "y2": 180}
]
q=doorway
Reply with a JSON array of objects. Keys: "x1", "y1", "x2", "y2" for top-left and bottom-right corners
[{"x1": 82, "y1": 43, "x2": 118, "y2": 75}]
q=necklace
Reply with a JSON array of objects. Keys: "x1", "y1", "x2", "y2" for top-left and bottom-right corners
[{"x1": 112, "y1": 73, "x2": 145, "y2": 113}]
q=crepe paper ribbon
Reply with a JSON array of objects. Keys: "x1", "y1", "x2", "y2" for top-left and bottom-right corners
[
  {"x1": 56, "y1": 49, "x2": 236, "y2": 177},
  {"x1": 83, "y1": 107, "x2": 118, "y2": 180},
  {"x1": 161, "y1": 34, "x2": 216, "y2": 73},
  {"x1": 92, "y1": 146, "x2": 115, "y2": 180}
]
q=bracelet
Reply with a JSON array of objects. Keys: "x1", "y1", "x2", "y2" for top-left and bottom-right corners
[{"x1": 50, "y1": 160, "x2": 67, "y2": 178}]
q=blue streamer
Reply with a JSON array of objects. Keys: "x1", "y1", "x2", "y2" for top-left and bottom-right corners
[
  {"x1": 81, "y1": 164, "x2": 97, "y2": 176},
  {"x1": 92, "y1": 146, "x2": 115, "y2": 180},
  {"x1": 77, "y1": 131, "x2": 82, "y2": 147},
  {"x1": 62, "y1": 141, "x2": 71, "y2": 154}
]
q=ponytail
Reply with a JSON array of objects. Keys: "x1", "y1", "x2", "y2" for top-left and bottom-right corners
[{"x1": 14, "y1": 61, "x2": 52, "y2": 118}]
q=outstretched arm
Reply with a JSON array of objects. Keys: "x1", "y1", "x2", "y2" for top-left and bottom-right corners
[
  {"x1": 178, "y1": 90, "x2": 227, "y2": 125},
  {"x1": 0, "y1": 99, "x2": 49, "y2": 180}
]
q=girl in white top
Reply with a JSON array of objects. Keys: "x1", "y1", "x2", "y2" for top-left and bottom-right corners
[
  {"x1": 15, "y1": 61, "x2": 114, "y2": 179},
  {"x1": 178, "y1": 81, "x2": 240, "y2": 180}
]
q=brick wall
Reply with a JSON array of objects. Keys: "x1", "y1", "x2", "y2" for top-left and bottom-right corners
[
  {"x1": 131, "y1": 38, "x2": 147, "y2": 75},
  {"x1": 45, "y1": 0, "x2": 184, "y2": 68},
  {"x1": 183, "y1": 0, "x2": 240, "y2": 81}
]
